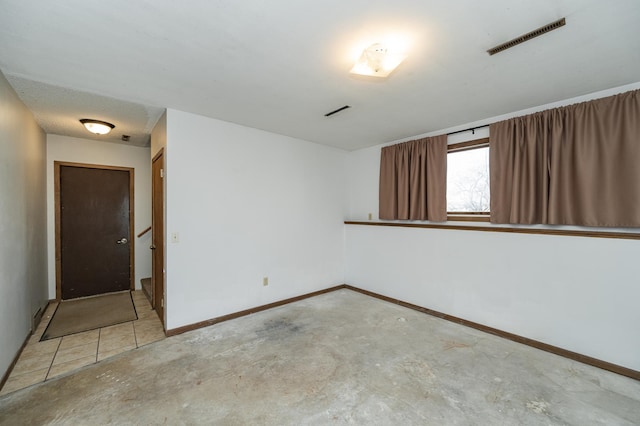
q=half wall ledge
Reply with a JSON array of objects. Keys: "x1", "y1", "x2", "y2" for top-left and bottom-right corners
[{"x1": 344, "y1": 221, "x2": 640, "y2": 240}]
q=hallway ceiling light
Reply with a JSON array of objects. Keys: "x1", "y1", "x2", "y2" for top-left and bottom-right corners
[
  {"x1": 80, "y1": 119, "x2": 115, "y2": 135},
  {"x1": 350, "y1": 43, "x2": 406, "y2": 78}
]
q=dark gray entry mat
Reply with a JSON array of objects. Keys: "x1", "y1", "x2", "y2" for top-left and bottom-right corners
[{"x1": 41, "y1": 291, "x2": 137, "y2": 340}]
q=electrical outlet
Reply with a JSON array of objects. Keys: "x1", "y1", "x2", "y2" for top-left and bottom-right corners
[
  {"x1": 368, "y1": 212, "x2": 373, "y2": 220},
  {"x1": 263, "y1": 277, "x2": 269, "y2": 286}
]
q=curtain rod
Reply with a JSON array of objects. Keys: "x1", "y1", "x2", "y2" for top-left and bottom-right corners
[{"x1": 446, "y1": 124, "x2": 490, "y2": 136}]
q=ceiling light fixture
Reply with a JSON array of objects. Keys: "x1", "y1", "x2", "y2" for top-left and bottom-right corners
[
  {"x1": 80, "y1": 119, "x2": 115, "y2": 135},
  {"x1": 350, "y1": 43, "x2": 406, "y2": 78}
]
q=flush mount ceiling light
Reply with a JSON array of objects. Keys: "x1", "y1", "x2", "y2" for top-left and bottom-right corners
[
  {"x1": 350, "y1": 43, "x2": 407, "y2": 78},
  {"x1": 79, "y1": 119, "x2": 115, "y2": 135}
]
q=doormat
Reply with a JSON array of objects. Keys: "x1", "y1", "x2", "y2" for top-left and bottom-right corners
[{"x1": 41, "y1": 291, "x2": 138, "y2": 341}]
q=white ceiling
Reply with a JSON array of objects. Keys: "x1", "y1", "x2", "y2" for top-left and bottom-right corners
[
  {"x1": 1, "y1": 0, "x2": 639, "y2": 150},
  {"x1": 5, "y1": 76, "x2": 163, "y2": 147}
]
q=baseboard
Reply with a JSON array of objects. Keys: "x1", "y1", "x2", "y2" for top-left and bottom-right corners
[
  {"x1": 164, "y1": 283, "x2": 638, "y2": 381},
  {"x1": 0, "y1": 331, "x2": 33, "y2": 392},
  {"x1": 344, "y1": 285, "x2": 640, "y2": 381},
  {"x1": 0, "y1": 332, "x2": 31, "y2": 390},
  {"x1": 0, "y1": 299, "x2": 53, "y2": 391},
  {"x1": 166, "y1": 285, "x2": 347, "y2": 337}
]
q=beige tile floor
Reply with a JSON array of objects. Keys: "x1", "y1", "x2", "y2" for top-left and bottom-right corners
[{"x1": 0, "y1": 290, "x2": 165, "y2": 396}]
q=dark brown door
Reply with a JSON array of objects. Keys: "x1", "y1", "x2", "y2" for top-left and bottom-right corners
[
  {"x1": 152, "y1": 151, "x2": 165, "y2": 326},
  {"x1": 59, "y1": 165, "x2": 133, "y2": 299}
]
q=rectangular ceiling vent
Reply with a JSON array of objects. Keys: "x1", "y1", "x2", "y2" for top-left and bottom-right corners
[
  {"x1": 487, "y1": 17, "x2": 566, "y2": 56},
  {"x1": 324, "y1": 105, "x2": 351, "y2": 117}
]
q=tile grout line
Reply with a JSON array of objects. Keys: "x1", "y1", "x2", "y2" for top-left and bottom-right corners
[
  {"x1": 132, "y1": 320, "x2": 139, "y2": 348},
  {"x1": 44, "y1": 338, "x2": 63, "y2": 381},
  {"x1": 96, "y1": 328, "x2": 102, "y2": 362}
]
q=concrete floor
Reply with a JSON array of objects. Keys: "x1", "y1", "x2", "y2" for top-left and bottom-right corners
[{"x1": 0, "y1": 289, "x2": 638, "y2": 425}]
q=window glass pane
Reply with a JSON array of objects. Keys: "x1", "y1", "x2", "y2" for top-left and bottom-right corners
[{"x1": 447, "y1": 146, "x2": 490, "y2": 212}]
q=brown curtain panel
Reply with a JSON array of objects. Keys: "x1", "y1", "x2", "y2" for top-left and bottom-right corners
[
  {"x1": 379, "y1": 135, "x2": 447, "y2": 221},
  {"x1": 490, "y1": 89, "x2": 640, "y2": 227}
]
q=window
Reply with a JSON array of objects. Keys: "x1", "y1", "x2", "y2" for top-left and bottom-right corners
[{"x1": 447, "y1": 138, "x2": 490, "y2": 218}]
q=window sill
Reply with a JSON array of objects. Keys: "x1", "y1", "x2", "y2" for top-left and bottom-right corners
[{"x1": 447, "y1": 214, "x2": 490, "y2": 222}]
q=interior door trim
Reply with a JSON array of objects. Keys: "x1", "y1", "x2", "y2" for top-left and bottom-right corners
[
  {"x1": 54, "y1": 161, "x2": 135, "y2": 301},
  {"x1": 151, "y1": 148, "x2": 165, "y2": 328}
]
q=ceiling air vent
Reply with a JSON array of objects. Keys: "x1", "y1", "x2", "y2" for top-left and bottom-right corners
[
  {"x1": 324, "y1": 105, "x2": 351, "y2": 117},
  {"x1": 487, "y1": 18, "x2": 566, "y2": 56}
]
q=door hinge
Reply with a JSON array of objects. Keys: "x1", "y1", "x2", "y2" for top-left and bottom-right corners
[
  {"x1": 161, "y1": 298, "x2": 164, "y2": 308},
  {"x1": 160, "y1": 169, "x2": 164, "y2": 178}
]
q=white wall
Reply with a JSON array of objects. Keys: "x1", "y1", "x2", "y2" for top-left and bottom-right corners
[
  {"x1": 0, "y1": 71, "x2": 48, "y2": 379},
  {"x1": 345, "y1": 226, "x2": 640, "y2": 371},
  {"x1": 345, "y1": 83, "x2": 640, "y2": 372},
  {"x1": 164, "y1": 109, "x2": 346, "y2": 330},
  {"x1": 46, "y1": 135, "x2": 152, "y2": 297}
]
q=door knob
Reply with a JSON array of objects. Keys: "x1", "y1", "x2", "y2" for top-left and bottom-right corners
[
  {"x1": 116, "y1": 238, "x2": 128, "y2": 244},
  {"x1": 150, "y1": 244, "x2": 156, "y2": 250}
]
